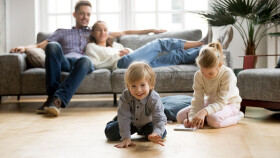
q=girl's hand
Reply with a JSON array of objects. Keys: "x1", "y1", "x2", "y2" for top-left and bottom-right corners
[
  {"x1": 183, "y1": 112, "x2": 191, "y2": 128},
  {"x1": 119, "y1": 49, "x2": 130, "y2": 57},
  {"x1": 183, "y1": 118, "x2": 191, "y2": 128},
  {"x1": 148, "y1": 133, "x2": 165, "y2": 146},
  {"x1": 190, "y1": 109, "x2": 208, "y2": 129},
  {"x1": 114, "y1": 138, "x2": 136, "y2": 148}
]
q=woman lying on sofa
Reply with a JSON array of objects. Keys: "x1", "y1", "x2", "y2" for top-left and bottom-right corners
[{"x1": 86, "y1": 21, "x2": 208, "y2": 70}]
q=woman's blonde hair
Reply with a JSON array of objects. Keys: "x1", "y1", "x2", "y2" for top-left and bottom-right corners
[
  {"x1": 89, "y1": 20, "x2": 113, "y2": 47},
  {"x1": 125, "y1": 61, "x2": 156, "y2": 89},
  {"x1": 196, "y1": 42, "x2": 224, "y2": 68}
]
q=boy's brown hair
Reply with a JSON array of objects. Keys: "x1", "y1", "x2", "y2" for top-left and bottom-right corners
[
  {"x1": 125, "y1": 61, "x2": 156, "y2": 89},
  {"x1": 75, "y1": 0, "x2": 92, "y2": 12}
]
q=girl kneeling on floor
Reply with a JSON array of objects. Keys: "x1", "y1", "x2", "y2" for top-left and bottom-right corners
[{"x1": 177, "y1": 42, "x2": 244, "y2": 129}]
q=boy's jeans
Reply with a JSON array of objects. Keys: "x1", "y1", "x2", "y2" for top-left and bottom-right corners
[
  {"x1": 104, "y1": 120, "x2": 167, "y2": 141},
  {"x1": 45, "y1": 42, "x2": 94, "y2": 107}
]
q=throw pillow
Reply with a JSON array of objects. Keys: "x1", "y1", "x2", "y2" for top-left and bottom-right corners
[
  {"x1": 25, "y1": 48, "x2": 45, "y2": 68},
  {"x1": 161, "y1": 95, "x2": 193, "y2": 121}
]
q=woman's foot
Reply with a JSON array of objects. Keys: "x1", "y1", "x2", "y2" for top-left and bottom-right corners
[
  {"x1": 200, "y1": 25, "x2": 213, "y2": 44},
  {"x1": 217, "y1": 26, "x2": 233, "y2": 49}
]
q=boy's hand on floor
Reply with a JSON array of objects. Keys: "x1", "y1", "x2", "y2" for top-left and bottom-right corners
[
  {"x1": 114, "y1": 138, "x2": 136, "y2": 148},
  {"x1": 148, "y1": 133, "x2": 164, "y2": 146}
]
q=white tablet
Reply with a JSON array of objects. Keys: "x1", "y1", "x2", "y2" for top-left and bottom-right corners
[{"x1": 174, "y1": 124, "x2": 197, "y2": 131}]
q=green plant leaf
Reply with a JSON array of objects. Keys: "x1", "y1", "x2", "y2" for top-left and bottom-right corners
[
  {"x1": 269, "y1": 32, "x2": 280, "y2": 37},
  {"x1": 195, "y1": 0, "x2": 280, "y2": 55}
]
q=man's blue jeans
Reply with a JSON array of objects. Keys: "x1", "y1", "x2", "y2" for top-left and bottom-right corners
[
  {"x1": 117, "y1": 38, "x2": 201, "y2": 68},
  {"x1": 104, "y1": 120, "x2": 167, "y2": 141},
  {"x1": 45, "y1": 42, "x2": 94, "y2": 107}
]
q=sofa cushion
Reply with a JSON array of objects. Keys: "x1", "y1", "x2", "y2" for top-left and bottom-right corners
[
  {"x1": 117, "y1": 29, "x2": 202, "y2": 50},
  {"x1": 25, "y1": 48, "x2": 45, "y2": 68},
  {"x1": 111, "y1": 65, "x2": 199, "y2": 93},
  {"x1": 21, "y1": 68, "x2": 112, "y2": 94}
]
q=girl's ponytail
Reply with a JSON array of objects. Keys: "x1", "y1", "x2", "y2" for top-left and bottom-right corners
[
  {"x1": 196, "y1": 42, "x2": 224, "y2": 68},
  {"x1": 208, "y1": 42, "x2": 223, "y2": 58}
]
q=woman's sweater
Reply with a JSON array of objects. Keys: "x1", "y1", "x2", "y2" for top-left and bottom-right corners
[
  {"x1": 86, "y1": 42, "x2": 133, "y2": 70},
  {"x1": 189, "y1": 65, "x2": 242, "y2": 120}
]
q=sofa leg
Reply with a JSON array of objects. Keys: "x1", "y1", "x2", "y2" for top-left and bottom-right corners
[
  {"x1": 17, "y1": 95, "x2": 20, "y2": 101},
  {"x1": 113, "y1": 94, "x2": 117, "y2": 105},
  {"x1": 241, "y1": 105, "x2": 246, "y2": 114}
]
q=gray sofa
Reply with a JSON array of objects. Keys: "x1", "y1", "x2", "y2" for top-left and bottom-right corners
[
  {"x1": 237, "y1": 68, "x2": 280, "y2": 113},
  {"x1": 0, "y1": 29, "x2": 231, "y2": 103}
]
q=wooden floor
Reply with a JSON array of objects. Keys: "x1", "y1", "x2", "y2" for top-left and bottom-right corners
[{"x1": 0, "y1": 95, "x2": 279, "y2": 158}]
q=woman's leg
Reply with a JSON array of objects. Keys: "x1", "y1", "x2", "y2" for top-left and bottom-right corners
[
  {"x1": 117, "y1": 38, "x2": 186, "y2": 68},
  {"x1": 206, "y1": 105, "x2": 243, "y2": 128},
  {"x1": 176, "y1": 106, "x2": 192, "y2": 124},
  {"x1": 149, "y1": 47, "x2": 201, "y2": 67},
  {"x1": 184, "y1": 41, "x2": 204, "y2": 49}
]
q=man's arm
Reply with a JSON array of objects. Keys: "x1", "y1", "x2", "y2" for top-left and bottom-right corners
[
  {"x1": 109, "y1": 29, "x2": 166, "y2": 38},
  {"x1": 10, "y1": 40, "x2": 49, "y2": 53}
]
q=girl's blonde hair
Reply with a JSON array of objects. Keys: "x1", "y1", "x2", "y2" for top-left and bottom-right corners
[
  {"x1": 125, "y1": 61, "x2": 156, "y2": 89},
  {"x1": 196, "y1": 42, "x2": 224, "y2": 68}
]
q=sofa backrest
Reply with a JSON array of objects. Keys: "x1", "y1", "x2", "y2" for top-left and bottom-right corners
[
  {"x1": 36, "y1": 29, "x2": 202, "y2": 49},
  {"x1": 37, "y1": 32, "x2": 52, "y2": 44},
  {"x1": 117, "y1": 29, "x2": 202, "y2": 50}
]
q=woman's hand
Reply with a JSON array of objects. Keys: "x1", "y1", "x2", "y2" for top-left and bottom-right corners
[
  {"x1": 119, "y1": 49, "x2": 130, "y2": 57},
  {"x1": 114, "y1": 138, "x2": 136, "y2": 148},
  {"x1": 189, "y1": 109, "x2": 208, "y2": 129},
  {"x1": 148, "y1": 133, "x2": 164, "y2": 146},
  {"x1": 152, "y1": 29, "x2": 167, "y2": 34}
]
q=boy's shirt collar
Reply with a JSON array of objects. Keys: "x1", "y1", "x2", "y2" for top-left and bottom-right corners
[{"x1": 130, "y1": 90, "x2": 152, "y2": 105}]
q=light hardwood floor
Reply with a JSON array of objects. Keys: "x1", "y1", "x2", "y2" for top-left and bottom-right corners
[{"x1": 0, "y1": 95, "x2": 279, "y2": 158}]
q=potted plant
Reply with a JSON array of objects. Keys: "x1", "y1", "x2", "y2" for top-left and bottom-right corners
[{"x1": 196, "y1": 0, "x2": 280, "y2": 57}]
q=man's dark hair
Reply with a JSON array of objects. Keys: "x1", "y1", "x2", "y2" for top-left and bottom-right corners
[{"x1": 75, "y1": 0, "x2": 92, "y2": 12}]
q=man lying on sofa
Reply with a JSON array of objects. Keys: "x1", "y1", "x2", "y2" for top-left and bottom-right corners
[{"x1": 9, "y1": 0, "x2": 165, "y2": 117}]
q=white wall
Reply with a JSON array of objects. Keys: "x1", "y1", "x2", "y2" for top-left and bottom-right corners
[
  {"x1": 6, "y1": 0, "x2": 36, "y2": 51},
  {"x1": 0, "y1": 0, "x2": 6, "y2": 53},
  {"x1": 267, "y1": 26, "x2": 280, "y2": 68}
]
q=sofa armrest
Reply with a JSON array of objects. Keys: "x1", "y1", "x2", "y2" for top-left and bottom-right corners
[{"x1": 0, "y1": 53, "x2": 27, "y2": 95}]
